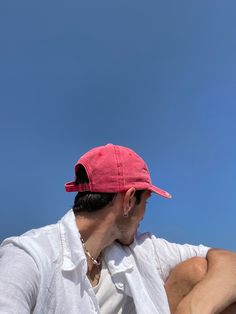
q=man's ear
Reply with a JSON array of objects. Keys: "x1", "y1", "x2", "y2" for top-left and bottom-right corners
[{"x1": 123, "y1": 187, "x2": 136, "y2": 216}]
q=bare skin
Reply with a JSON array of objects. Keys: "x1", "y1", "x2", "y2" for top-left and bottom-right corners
[
  {"x1": 165, "y1": 257, "x2": 208, "y2": 313},
  {"x1": 165, "y1": 256, "x2": 236, "y2": 314}
]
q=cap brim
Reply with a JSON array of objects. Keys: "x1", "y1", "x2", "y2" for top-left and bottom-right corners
[
  {"x1": 149, "y1": 185, "x2": 172, "y2": 199},
  {"x1": 65, "y1": 180, "x2": 172, "y2": 198}
]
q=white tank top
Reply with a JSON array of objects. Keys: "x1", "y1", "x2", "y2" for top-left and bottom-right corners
[{"x1": 93, "y1": 260, "x2": 136, "y2": 314}]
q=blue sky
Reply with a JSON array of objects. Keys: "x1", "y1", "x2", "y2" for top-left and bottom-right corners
[{"x1": 1, "y1": 1, "x2": 236, "y2": 251}]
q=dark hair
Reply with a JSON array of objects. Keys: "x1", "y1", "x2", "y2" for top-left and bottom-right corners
[{"x1": 72, "y1": 165, "x2": 145, "y2": 215}]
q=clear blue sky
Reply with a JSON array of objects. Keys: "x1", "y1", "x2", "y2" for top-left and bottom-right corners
[{"x1": 1, "y1": 1, "x2": 236, "y2": 251}]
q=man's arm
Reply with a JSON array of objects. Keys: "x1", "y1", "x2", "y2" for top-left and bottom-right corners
[
  {"x1": 175, "y1": 249, "x2": 236, "y2": 314},
  {"x1": 0, "y1": 244, "x2": 39, "y2": 313}
]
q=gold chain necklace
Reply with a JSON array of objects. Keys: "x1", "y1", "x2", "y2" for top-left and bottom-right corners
[{"x1": 80, "y1": 237, "x2": 101, "y2": 266}]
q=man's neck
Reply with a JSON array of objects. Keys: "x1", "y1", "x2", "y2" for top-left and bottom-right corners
[{"x1": 75, "y1": 213, "x2": 117, "y2": 263}]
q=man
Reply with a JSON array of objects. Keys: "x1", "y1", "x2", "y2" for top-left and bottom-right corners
[{"x1": 0, "y1": 143, "x2": 236, "y2": 313}]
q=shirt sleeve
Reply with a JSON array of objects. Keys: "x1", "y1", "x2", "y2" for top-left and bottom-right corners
[
  {"x1": 0, "y1": 243, "x2": 39, "y2": 314},
  {"x1": 151, "y1": 235, "x2": 210, "y2": 282}
]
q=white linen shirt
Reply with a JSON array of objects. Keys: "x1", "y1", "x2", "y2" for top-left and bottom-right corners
[{"x1": 0, "y1": 210, "x2": 209, "y2": 314}]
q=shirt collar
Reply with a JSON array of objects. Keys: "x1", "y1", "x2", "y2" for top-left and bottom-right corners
[
  {"x1": 103, "y1": 238, "x2": 139, "y2": 274},
  {"x1": 59, "y1": 209, "x2": 87, "y2": 272}
]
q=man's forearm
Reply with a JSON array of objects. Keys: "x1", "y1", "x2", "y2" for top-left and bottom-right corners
[{"x1": 175, "y1": 249, "x2": 236, "y2": 314}]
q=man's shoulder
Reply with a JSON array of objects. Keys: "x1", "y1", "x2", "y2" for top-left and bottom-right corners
[
  {"x1": 2, "y1": 220, "x2": 59, "y2": 244},
  {"x1": 1, "y1": 209, "x2": 85, "y2": 276},
  {"x1": 133, "y1": 231, "x2": 161, "y2": 246},
  {"x1": 1, "y1": 209, "x2": 76, "y2": 249},
  {"x1": 1, "y1": 218, "x2": 63, "y2": 266}
]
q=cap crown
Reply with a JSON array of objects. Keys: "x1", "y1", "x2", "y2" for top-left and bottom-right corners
[
  {"x1": 65, "y1": 143, "x2": 171, "y2": 198},
  {"x1": 65, "y1": 144, "x2": 151, "y2": 192}
]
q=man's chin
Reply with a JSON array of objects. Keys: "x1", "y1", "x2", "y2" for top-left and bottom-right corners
[{"x1": 116, "y1": 238, "x2": 134, "y2": 246}]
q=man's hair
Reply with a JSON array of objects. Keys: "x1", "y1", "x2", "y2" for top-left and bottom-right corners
[{"x1": 72, "y1": 165, "x2": 145, "y2": 215}]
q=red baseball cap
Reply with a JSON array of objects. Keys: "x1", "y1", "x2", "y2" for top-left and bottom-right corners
[{"x1": 65, "y1": 144, "x2": 171, "y2": 198}]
